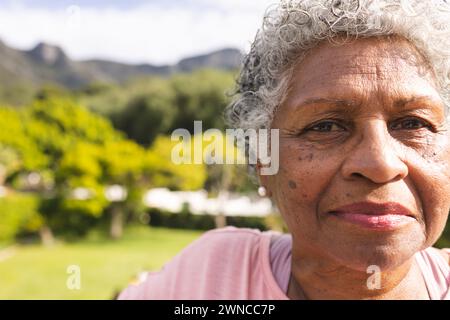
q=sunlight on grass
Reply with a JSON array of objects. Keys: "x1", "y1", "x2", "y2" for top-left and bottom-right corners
[{"x1": 0, "y1": 226, "x2": 203, "y2": 299}]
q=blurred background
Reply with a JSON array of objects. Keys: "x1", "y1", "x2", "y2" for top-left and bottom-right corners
[{"x1": 0, "y1": 0, "x2": 449, "y2": 300}]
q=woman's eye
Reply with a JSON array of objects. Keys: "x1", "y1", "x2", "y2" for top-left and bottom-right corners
[
  {"x1": 307, "y1": 121, "x2": 344, "y2": 132},
  {"x1": 390, "y1": 117, "x2": 432, "y2": 131}
]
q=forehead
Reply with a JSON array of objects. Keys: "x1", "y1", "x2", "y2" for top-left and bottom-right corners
[{"x1": 283, "y1": 36, "x2": 442, "y2": 107}]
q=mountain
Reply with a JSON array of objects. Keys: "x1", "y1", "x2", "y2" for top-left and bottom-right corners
[
  {"x1": 27, "y1": 42, "x2": 69, "y2": 66},
  {"x1": 177, "y1": 48, "x2": 243, "y2": 72},
  {"x1": 0, "y1": 40, "x2": 243, "y2": 89}
]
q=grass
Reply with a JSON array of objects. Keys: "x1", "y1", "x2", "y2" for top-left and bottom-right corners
[{"x1": 0, "y1": 226, "x2": 203, "y2": 299}]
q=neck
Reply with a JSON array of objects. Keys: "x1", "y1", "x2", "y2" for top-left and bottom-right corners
[{"x1": 288, "y1": 248, "x2": 429, "y2": 300}]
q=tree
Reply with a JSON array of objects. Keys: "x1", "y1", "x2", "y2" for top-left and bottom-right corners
[
  {"x1": 0, "y1": 144, "x2": 20, "y2": 185},
  {"x1": 170, "y1": 69, "x2": 235, "y2": 132},
  {"x1": 0, "y1": 98, "x2": 132, "y2": 241},
  {"x1": 0, "y1": 106, "x2": 48, "y2": 175},
  {"x1": 98, "y1": 70, "x2": 235, "y2": 146},
  {"x1": 99, "y1": 140, "x2": 147, "y2": 239},
  {"x1": 0, "y1": 192, "x2": 42, "y2": 243},
  {"x1": 145, "y1": 135, "x2": 207, "y2": 191},
  {"x1": 111, "y1": 79, "x2": 176, "y2": 146}
]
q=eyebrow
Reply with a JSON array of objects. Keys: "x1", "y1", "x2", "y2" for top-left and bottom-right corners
[
  {"x1": 297, "y1": 98, "x2": 359, "y2": 109},
  {"x1": 291, "y1": 98, "x2": 360, "y2": 118},
  {"x1": 292, "y1": 95, "x2": 444, "y2": 117},
  {"x1": 393, "y1": 96, "x2": 441, "y2": 110}
]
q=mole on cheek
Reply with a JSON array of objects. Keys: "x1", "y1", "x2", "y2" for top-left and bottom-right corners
[
  {"x1": 288, "y1": 180, "x2": 297, "y2": 189},
  {"x1": 421, "y1": 150, "x2": 440, "y2": 162},
  {"x1": 298, "y1": 153, "x2": 314, "y2": 162}
]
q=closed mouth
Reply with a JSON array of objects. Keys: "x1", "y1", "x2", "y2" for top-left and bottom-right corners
[
  {"x1": 327, "y1": 201, "x2": 417, "y2": 230},
  {"x1": 328, "y1": 201, "x2": 415, "y2": 218}
]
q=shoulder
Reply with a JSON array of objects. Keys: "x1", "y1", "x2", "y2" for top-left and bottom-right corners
[
  {"x1": 118, "y1": 227, "x2": 274, "y2": 299},
  {"x1": 165, "y1": 226, "x2": 270, "y2": 264},
  {"x1": 196, "y1": 226, "x2": 270, "y2": 248},
  {"x1": 165, "y1": 226, "x2": 269, "y2": 257},
  {"x1": 173, "y1": 226, "x2": 274, "y2": 267},
  {"x1": 420, "y1": 247, "x2": 450, "y2": 266}
]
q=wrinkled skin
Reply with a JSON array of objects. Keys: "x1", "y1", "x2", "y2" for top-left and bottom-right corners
[{"x1": 259, "y1": 36, "x2": 450, "y2": 299}]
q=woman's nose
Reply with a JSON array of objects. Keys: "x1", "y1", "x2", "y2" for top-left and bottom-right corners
[{"x1": 340, "y1": 120, "x2": 409, "y2": 184}]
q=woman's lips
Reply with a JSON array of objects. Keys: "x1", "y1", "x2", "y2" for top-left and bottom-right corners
[{"x1": 328, "y1": 201, "x2": 417, "y2": 230}]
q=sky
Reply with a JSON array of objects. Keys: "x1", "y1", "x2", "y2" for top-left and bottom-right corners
[{"x1": 0, "y1": 0, "x2": 277, "y2": 65}]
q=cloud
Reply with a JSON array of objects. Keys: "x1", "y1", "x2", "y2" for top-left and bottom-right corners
[{"x1": 0, "y1": 0, "x2": 277, "y2": 65}]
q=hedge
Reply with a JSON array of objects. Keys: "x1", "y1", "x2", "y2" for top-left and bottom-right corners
[
  {"x1": 147, "y1": 207, "x2": 287, "y2": 232},
  {"x1": 0, "y1": 192, "x2": 42, "y2": 242}
]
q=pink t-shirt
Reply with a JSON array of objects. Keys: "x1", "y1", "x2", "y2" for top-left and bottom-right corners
[{"x1": 118, "y1": 226, "x2": 450, "y2": 300}]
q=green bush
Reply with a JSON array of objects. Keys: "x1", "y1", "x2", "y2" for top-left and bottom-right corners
[
  {"x1": 436, "y1": 218, "x2": 450, "y2": 249},
  {"x1": 147, "y1": 207, "x2": 287, "y2": 232},
  {"x1": 0, "y1": 193, "x2": 42, "y2": 242}
]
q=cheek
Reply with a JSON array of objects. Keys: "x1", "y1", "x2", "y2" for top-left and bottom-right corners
[
  {"x1": 404, "y1": 140, "x2": 450, "y2": 244},
  {"x1": 272, "y1": 141, "x2": 341, "y2": 226}
]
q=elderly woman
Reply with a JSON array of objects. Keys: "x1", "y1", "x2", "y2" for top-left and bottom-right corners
[{"x1": 119, "y1": 0, "x2": 450, "y2": 300}]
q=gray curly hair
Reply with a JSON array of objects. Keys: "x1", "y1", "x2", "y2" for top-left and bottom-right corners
[{"x1": 225, "y1": 0, "x2": 450, "y2": 177}]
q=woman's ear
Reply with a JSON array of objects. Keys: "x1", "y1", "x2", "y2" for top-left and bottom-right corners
[{"x1": 256, "y1": 159, "x2": 273, "y2": 198}]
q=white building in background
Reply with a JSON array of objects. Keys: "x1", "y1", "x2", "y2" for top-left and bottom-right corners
[
  {"x1": 143, "y1": 188, "x2": 274, "y2": 217},
  {"x1": 105, "y1": 185, "x2": 128, "y2": 202}
]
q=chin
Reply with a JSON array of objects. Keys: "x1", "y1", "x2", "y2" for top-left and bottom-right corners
[{"x1": 324, "y1": 230, "x2": 426, "y2": 272}]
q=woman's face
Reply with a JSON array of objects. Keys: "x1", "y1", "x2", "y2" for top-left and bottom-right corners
[{"x1": 261, "y1": 36, "x2": 450, "y2": 271}]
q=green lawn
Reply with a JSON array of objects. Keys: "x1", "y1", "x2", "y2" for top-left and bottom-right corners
[{"x1": 0, "y1": 226, "x2": 203, "y2": 299}]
